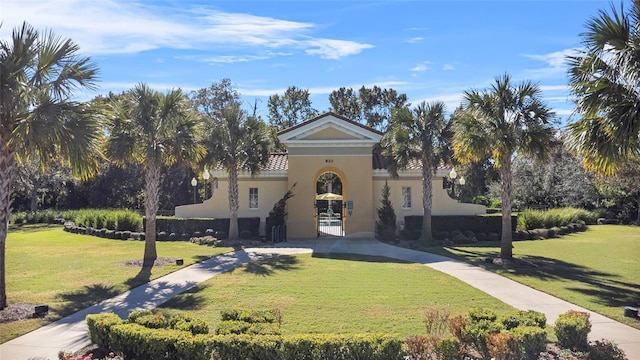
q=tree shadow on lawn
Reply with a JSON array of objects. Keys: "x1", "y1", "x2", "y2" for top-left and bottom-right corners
[
  {"x1": 438, "y1": 247, "x2": 640, "y2": 309},
  {"x1": 159, "y1": 284, "x2": 208, "y2": 311},
  {"x1": 242, "y1": 255, "x2": 299, "y2": 276}
]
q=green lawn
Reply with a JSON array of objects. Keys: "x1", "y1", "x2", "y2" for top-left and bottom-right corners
[
  {"x1": 1, "y1": 225, "x2": 234, "y2": 343},
  {"x1": 425, "y1": 225, "x2": 640, "y2": 329},
  {"x1": 158, "y1": 253, "x2": 515, "y2": 336}
]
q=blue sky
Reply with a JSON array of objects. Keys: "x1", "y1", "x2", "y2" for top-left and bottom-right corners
[{"x1": 3, "y1": 0, "x2": 607, "y2": 123}]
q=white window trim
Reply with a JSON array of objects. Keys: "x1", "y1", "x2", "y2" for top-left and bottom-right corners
[
  {"x1": 249, "y1": 187, "x2": 259, "y2": 210},
  {"x1": 401, "y1": 187, "x2": 412, "y2": 209}
]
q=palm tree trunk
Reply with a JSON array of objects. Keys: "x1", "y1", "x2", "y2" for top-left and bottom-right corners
[
  {"x1": 0, "y1": 135, "x2": 16, "y2": 309},
  {"x1": 143, "y1": 161, "x2": 161, "y2": 266},
  {"x1": 228, "y1": 167, "x2": 239, "y2": 240},
  {"x1": 499, "y1": 156, "x2": 513, "y2": 259},
  {"x1": 420, "y1": 165, "x2": 434, "y2": 242}
]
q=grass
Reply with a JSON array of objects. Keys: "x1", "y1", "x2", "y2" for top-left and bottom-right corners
[
  {"x1": 158, "y1": 253, "x2": 515, "y2": 336},
  {"x1": 1, "y1": 225, "x2": 234, "y2": 343},
  {"x1": 425, "y1": 225, "x2": 640, "y2": 329}
]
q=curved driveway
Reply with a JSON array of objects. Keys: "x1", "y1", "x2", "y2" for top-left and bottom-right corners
[{"x1": 1, "y1": 238, "x2": 638, "y2": 359}]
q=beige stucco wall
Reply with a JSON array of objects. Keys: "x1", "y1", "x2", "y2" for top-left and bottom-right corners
[
  {"x1": 175, "y1": 175, "x2": 288, "y2": 234},
  {"x1": 372, "y1": 175, "x2": 486, "y2": 229},
  {"x1": 285, "y1": 151, "x2": 375, "y2": 238}
]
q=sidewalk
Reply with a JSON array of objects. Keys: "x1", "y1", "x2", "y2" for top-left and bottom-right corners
[{"x1": 1, "y1": 238, "x2": 638, "y2": 359}]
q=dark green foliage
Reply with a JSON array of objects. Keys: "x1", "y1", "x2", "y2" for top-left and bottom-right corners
[
  {"x1": 266, "y1": 184, "x2": 296, "y2": 241},
  {"x1": 555, "y1": 310, "x2": 591, "y2": 351},
  {"x1": 376, "y1": 180, "x2": 397, "y2": 241},
  {"x1": 434, "y1": 337, "x2": 461, "y2": 360},
  {"x1": 220, "y1": 308, "x2": 277, "y2": 323},
  {"x1": 132, "y1": 313, "x2": 168, "y2": 329},
  {"x1": 190, "y1": 236, "x2": 220, "y2": 246},
  {"x1": 240, "y1": 229, "x2": 252, "y2": 239},
  {"x1": 153, "y1": 217, "x2": 260, "y2": 239},
  {"x1": 404, "y1": 215, "x2": 516, "y2": 234}
]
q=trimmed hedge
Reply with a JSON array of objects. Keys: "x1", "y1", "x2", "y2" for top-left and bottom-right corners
[
  {"x1": 87, "y1": 314, "x2": 405, "y2": 360},
  {"x1": 152, "y1": 217, "x2": 260, "y2": 239},
  {"x1": 404, "y1": 215, "x2": 517, "y2": 234}
]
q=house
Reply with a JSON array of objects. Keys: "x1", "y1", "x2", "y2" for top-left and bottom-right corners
[{"x1": 175, "y1": 112, "x2": 485, "y2": 238}]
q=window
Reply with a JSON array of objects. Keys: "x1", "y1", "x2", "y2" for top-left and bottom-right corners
[
  {"x1": 402, "y1": 187, "x2": 412, "y2": 209},
  {"x1": 249, "y1": 188, "x2": 259, "y2": 209}
]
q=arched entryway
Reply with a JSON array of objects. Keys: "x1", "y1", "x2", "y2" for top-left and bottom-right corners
[{"x1": 315, "y1": 169, "x2": 345, "y2": 237}]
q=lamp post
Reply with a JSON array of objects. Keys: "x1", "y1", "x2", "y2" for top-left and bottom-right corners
[
  {"x1": 191, "y1": 177, "x2": 197, "y2": 204},
  {"x1": 449, "y1": 168, "x2": 458, "y2": 198},
  {"x1": 202, "y1": 169, "x2": 210, "y2": 200}
]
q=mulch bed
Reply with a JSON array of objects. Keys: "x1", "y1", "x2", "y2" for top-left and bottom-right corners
[{"x1": 0, "y1": 303, "x2": 39, "y2": 323}]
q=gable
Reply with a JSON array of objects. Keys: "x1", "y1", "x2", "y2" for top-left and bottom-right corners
[{"x1": 278, "y1": 112, "x2": 382, "y2": 147}]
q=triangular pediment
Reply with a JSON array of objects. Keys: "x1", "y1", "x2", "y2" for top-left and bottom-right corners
[{"x1": 278, "y1": 112, "x2": 382, "y2": 146}]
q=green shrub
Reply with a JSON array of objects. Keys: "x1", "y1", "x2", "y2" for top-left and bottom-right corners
[
  {"x1": 127, "y1": 309, "x2": 153, "y2": 323},
  {"x1": 86, "y1": 313, "x2": 124, "y2": 349},
  {"x1": 190, "y1": 236, "x2": 220, "y2": 246},
  {"x1": 588, "y1": 339, "x2": 628, "y2": 360},
  {"x1": 435, "y1": 337, "x2": 461, "y2": 360},
  {"x1": 509, "y1": 325, "x2": 547, "y2": 359},
  {"x1": 168, "y1": 313, "x2": 209, "y2": 335},
  {"x1": 220, "y1": 308, "x2": 277, "y2": 323},
  {"x1": 517, "y1": 207, "x2": 598, "y2": 231},
  {"x1": 469, "y1": 308, "x2": 498, "y2": 323},
  {"x1": 555, "y1": 310, "x2": 591, "y2": 351},
  {"x1": 460, "y1": 319, "x2": 504, "y2": 359},
  {"x1": 499, "y1": 310, "x2": 546, "y2": 330},
  {"x1": 133, "y1": 313, "x2": 168, "y2": 329}
]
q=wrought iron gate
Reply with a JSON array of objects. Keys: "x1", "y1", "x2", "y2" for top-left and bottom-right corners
[{"x1": 316, "y1": 201, "x2": 344, "y2": 237}]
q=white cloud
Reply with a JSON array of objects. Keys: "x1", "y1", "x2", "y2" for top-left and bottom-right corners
[
  {"x1": 410, "y1": 62, "x2": 430, "y2": 73},
  {"x1": 305, "y1": 39, "x2": 374, "y2": 59},
  {"x1": 442, "y1": 64, "x2": 455, "y2": 71},
  {"x1": 521, "y1": 48, "x2": 580, "y2": 79},
  {"x1": 2, "y1": 0, "x2": 372, "y2": 59},
  {"x1": 403, "y1": 37, "x2": 424, "y2": 43}
]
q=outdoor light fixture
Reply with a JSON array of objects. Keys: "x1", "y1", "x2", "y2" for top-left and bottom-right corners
[
  {"x1": 459, "y1": 176, "x2": 466, "y2": 186},
  {"x1": 191, "y1": 177, "x2": 197, "y2": 203},
  {"x1": 203, "y1": 169, "x2": 210, "y2": 199}
]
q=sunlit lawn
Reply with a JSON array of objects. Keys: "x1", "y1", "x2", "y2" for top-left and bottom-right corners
[
  {"x1": 1, "y1": 225, "x2": 234, "y2": 343},
  {"x1": 425, "y1": 225, "x2": 640, "y2": 329},
  {"x1": 159, "y1": 253, "x2": 515, "y2": 336}
]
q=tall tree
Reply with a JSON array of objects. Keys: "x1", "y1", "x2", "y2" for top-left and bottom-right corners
[
  {"x1": 596, "y1": 156, "x2": 640, "y2": 224},
  {"x1": 191, "y1": 78, "x2": 241, "y2": 120},
  {"x1": 203, "y1": 103, "x2": 271, "y2": 240},
  {"x1": 329, "y1": 85, "x2": 409, "y2": 131},
  {"x1": 0, "y1": 22, "x2": 101, "y2": 309},
  {"x1": 566, "y1": 0, "x2": 640, "y2": 174},
  {"x1": 381, "y1": 101, "x2": 452, "y2": 242},
  {"x1": 106, "y1": 84, "x2": 203, "y2": 266},
  {"x1": 268, "y1": 86, "x2": 318, "y2": 130},
  {"x1": 453, "y1": 74, "x2": 555, "y2": 259}
]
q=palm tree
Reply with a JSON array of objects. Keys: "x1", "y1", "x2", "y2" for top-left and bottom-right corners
[
  {"x1": 452, "y1": 74, "x2": 555, "y2": 259},
  {"x1": 381, "y1": 101, "x2": 452, "y2": 242},
  {"x1": 203, "y1": 103, "x2": 270, "y2": 240},
  {"x1": 106, "y1": 84, "x2": 203, "y2": 266},
  {"x1": 566, "y1": 0, "x2": 640, "y2": 175},
  {"x1": 0, "y1": 22, "x2": 101, "y2": 309}
]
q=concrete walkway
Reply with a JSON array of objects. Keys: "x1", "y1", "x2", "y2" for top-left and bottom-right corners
[{"x1": 1, "y1": 238, "x2": 638, "y2": 359}]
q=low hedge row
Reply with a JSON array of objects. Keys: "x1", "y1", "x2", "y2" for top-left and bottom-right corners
[
  {"x1": 86, "y1": 313, "x2": 404, "y2": 360},
  {"x1": 404, "y1": 215, "x2": 517, "y2": 234},
  {"x1": 152, "y1": 217, "x2": 260, "y2": 239}
]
